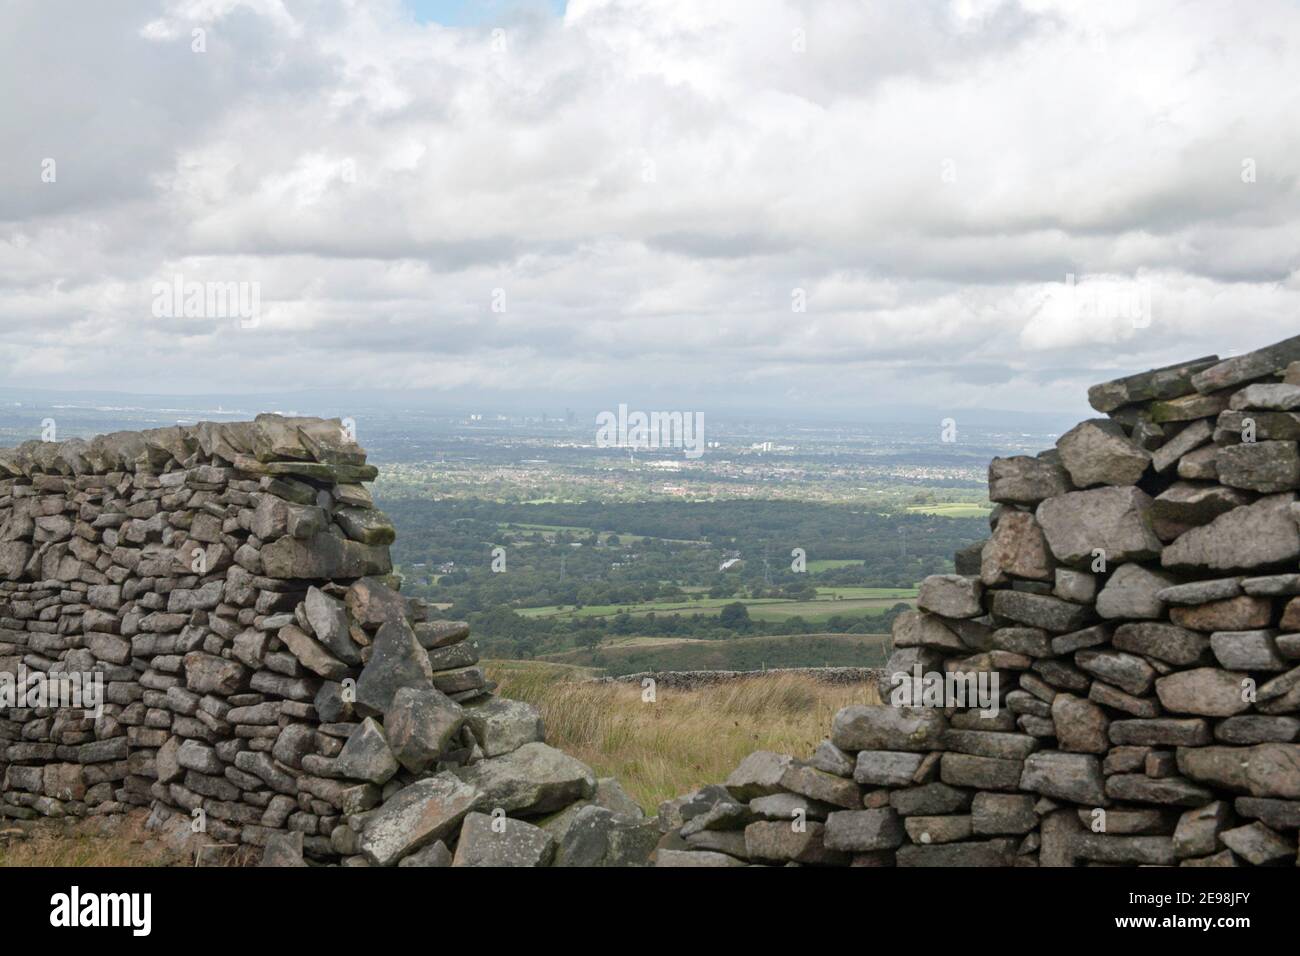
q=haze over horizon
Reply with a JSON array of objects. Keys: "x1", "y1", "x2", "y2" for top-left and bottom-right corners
[
  {"x1": 0, "y1": 381, "x2": 1082, "y2": 436},
  {"x1": 4, "y1": 0, "x2": 1299, "y2": 417}
]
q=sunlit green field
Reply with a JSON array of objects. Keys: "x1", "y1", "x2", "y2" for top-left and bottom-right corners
[
  {"x1": 805, "y1": 558, "x2": 865, "y2": 572},
  {"x1": 905, "y1": 502, "x2": 992, "y2": 518}
]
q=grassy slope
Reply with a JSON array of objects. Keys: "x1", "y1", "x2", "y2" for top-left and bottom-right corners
[{"x1": 486, "y1": 661, "x2": 880, "y2": 813}]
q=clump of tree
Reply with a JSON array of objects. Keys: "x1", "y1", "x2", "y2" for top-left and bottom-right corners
[{"x1": 718, "y1": 601, "x2": 751, "y2": 632}]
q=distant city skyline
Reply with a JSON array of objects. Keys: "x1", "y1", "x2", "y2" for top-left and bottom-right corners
[{"x1": 4, "y1": 1, "x2": 1299, "y2": 415}]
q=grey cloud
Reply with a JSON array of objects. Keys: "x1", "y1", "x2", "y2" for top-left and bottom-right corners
[{"x1": 2, "y1": 0, "x2": 1300, "y2": 414}]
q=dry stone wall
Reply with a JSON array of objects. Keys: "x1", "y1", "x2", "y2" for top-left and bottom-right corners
[
  {"x1": 11, "y1": 335, "x2": 1300, "y2": 869},
  {"x1": 0, "y1": 415, "x2": 653, "y2": 866},
  {"x1": 656, "y1": 334, "x2": 1300, "y2": 867}
]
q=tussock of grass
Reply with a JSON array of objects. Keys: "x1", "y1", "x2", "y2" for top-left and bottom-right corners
[
  {"x1": 486, "y1": 661, "x2": 878, "y2": 813},
  {"x1": 0, "y1": 812, "x2": 175, "y2": 867}
]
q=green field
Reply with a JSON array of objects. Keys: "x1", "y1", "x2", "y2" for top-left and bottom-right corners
[
  {"x1": 905, "y1": 502, "x2": 991, "y2": 517},
  {"x1": 746, "y1": 599, "x2": 905, "y2": 623},
  {"x1": 806, "y1": 558, "x2": 864, "y2": 572},
  {"x1": 516, "y1": 596, "x2": 788, "y2": 619},
  {"x1": 515, "y1": 586, "x2": 916, "y2": 623},
  {"x1": 811, "y1": 587, "x2": 917, "y2": 599}
]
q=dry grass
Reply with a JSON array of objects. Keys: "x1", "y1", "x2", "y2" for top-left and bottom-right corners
[
  {"x1": 0, "y1": 811, "x2": 177, "y2": 867},
  {"x1": 486, "y1": 660, "x2": 878, "y2": 813}
]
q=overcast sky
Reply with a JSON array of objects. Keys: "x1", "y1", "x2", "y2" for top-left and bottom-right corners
[{"x1": 2, "y1": 0, "x2": 1299, "y2": 417}]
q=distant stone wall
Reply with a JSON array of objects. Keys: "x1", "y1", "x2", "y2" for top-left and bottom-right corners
[
  {"x1": 594, "y1": 667, "x2": 883, "y2": 690},
  {"x1": 656, "y1": 334, "x2": 1300, "y2": 867},
  {"x1": 0, "y1": 416, "x2": 653, "y2": 866}
]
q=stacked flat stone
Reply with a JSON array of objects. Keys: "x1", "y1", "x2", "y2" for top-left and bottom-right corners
[
  {"x1": 0, "y1": 415, "x2": 653, "y2": 866},
  {"x1": 656, "y1": 334, "x2": 1300, "y2": 867}
]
